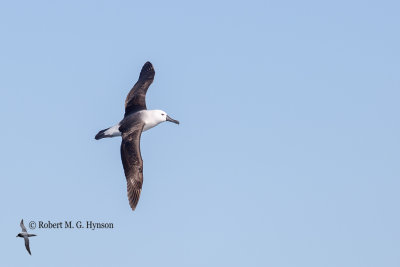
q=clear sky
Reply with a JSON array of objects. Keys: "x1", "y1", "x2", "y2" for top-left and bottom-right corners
[{"x1": 1, "y1": 0, "x2": 399, "y2": 266}]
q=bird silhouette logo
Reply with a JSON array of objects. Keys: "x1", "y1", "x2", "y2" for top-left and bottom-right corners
[{"x1": 16, "y1": 219, "x2": 37, "y2": 255}]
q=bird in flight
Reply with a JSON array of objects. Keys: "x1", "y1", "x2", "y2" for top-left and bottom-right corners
[
  {"x1": 95, "y1": 61, "x2": 179, "y2": 211},
  {"x1": 16, "y1": 219, "x2": 37, "y2": 255}
]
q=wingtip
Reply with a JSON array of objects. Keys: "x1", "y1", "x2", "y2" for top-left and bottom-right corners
[
  {"x1": 142, "y1": 61, "x2": 153, "y2": 70},
  {"x1": 139, "y1": 61, "x2": 155, "y2": 79},
  {"x1": 128, "y1": 197, "x2": 138, "y2": 211}
]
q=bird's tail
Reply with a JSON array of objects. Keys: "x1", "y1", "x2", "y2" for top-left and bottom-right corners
[
  {"x1": 95, "y1": 128, "x2": 108, "y2": 140},
  {"x1": 95, "y1": 124, "x2": 121, "y2": 140},
  {"x1": 27, "y1": 234, "x2": 36, "y2": 237}
]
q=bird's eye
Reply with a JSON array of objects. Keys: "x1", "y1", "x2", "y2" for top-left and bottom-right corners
[{"x1": 161, "y1": 113, "x2": 165, "y2": 116}]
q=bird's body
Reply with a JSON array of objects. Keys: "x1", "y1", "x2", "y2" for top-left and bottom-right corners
[
  {"x1": 96, "y1": 109, "x2": 170, "y2": 140},
  {"x1": 95, "y1": 62, "x2": 179, "y2": 211},
  {"x1": 16, "y1": 219, "x2": 36, "y2": 255}
]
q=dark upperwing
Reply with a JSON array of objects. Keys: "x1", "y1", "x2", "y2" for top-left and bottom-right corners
[
  {"x1": 24, "y1": 237, "x2": 31, "y2": 255},
  {"x1": 124, "y1": 62, "x2": 155, "y2": 117},
  {"x1": 120, "y1": 123, "x2": 145, "y2": 210},
  {"x1": 20, "y1": 219, "x2": 27, "y2": 233}
]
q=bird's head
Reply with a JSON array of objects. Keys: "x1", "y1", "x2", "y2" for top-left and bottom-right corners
[{"x1": 155, "y1": 110, "x2": 180, "y2": 125}]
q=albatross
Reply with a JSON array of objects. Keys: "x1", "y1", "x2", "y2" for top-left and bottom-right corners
[
  {"x1": 95, "y1": 61, "x2": 179, "y2": 211},
  {"x1": 16, "y1": 219, "x2": 36, "y2": 255}
]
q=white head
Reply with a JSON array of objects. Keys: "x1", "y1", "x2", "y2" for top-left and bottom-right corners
[{"x1": 150, "y1": 110, "x2": 180, "y2": 125}]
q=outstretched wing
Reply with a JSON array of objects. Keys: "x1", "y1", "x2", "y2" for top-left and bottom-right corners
[
  {"x1": 20, "y1": 219, "x2": 27, "y2": 233},
  {"x1": 24, "y1": 237, "x2": 31, "y2": 255},
  {"x1": 124, "y1": 62, "x2": 155, "y2": 117},
  {"x1": 120, "y1": 123, "x2": 145, "y2": 211}
]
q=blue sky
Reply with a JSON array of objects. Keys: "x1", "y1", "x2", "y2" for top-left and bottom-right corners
[{"x1": 1, "y1": 0, "x2": 399, "y2": 266}]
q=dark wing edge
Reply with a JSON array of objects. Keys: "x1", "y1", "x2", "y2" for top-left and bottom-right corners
[
  {"x1": 20, "y1": 219, "x2": 27, "y2": 233},
  {"x1": 120, "y1": 124, "x2": 145, "y2": 211},
  {"x1": 24, "y1": 237, "x2": 31, "y2": 255},
  {"x1": 124, "y1": 62, "x2": 155, "y2": 116}
]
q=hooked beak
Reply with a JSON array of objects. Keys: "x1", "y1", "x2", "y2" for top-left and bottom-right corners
[{"x1": 166, "y1": 115, "x2": 180, "y2": 125}]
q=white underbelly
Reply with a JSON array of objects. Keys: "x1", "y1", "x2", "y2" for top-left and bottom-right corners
[{"x1": 143, "y1": 121, "x2": 158, "y2": 132}]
